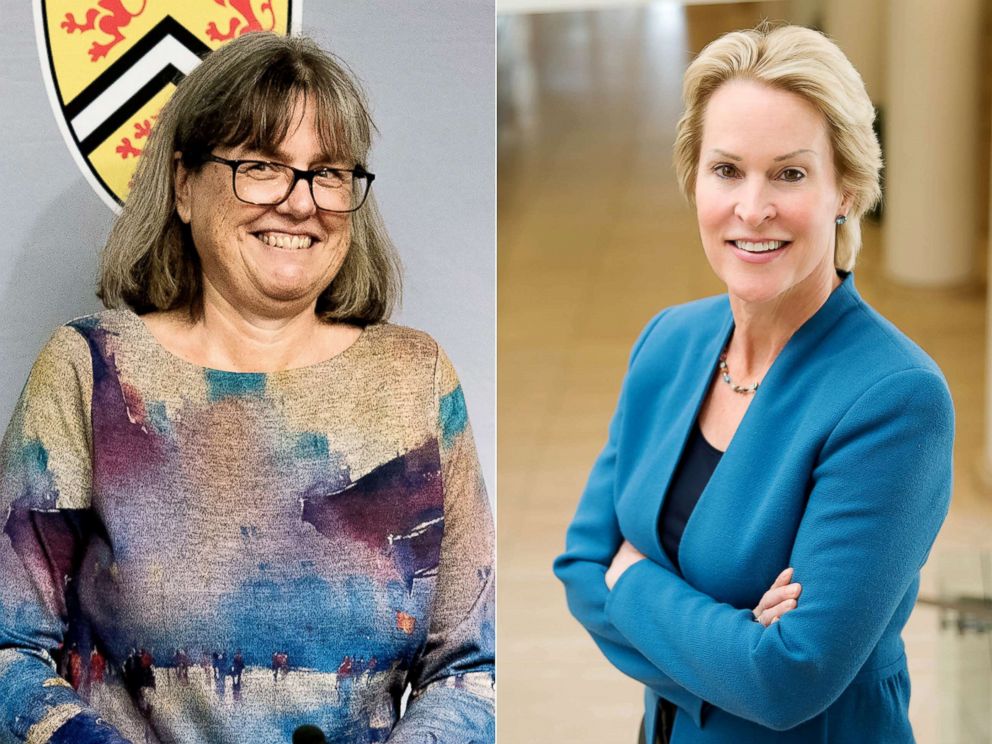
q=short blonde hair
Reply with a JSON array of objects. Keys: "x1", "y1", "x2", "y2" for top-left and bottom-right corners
[
  {"x1": 98, "y1": 32, "x2": 401, "y2": 323},
  {"x1": 673, "y1": 25, "x2": 882, "y2": 271}
]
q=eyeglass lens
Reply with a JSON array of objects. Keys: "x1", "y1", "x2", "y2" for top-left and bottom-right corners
[{"x1": 234, "y1": 162, "x2": 368, "y2": 212}]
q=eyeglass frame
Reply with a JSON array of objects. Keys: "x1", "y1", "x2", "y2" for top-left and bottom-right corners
[{"x1": 201, "y1": 153, "x2": 375, "y2": 213}]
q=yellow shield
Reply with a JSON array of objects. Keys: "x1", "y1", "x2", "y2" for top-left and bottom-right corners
[{"x1": 34, "y1": 1, "x2": 299, "y2": 211}]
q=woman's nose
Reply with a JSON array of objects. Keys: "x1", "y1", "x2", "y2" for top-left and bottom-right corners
[
  {"x1": 733, "y1": 180, "x2": 775, "y2": 226},
  {"x1": 277, "y1": 177, "x2": 318, "y2": 217}
]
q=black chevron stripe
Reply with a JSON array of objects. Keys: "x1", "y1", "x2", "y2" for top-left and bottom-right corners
[
  {"x1": 78, "y1": 65, "x2": 183, "y2": 156},
  {"x1": 63, "y1": 15, "x2": 210, "y2": 119}
]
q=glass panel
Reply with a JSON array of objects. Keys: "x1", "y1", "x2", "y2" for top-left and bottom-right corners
[{"x1": 922, "y1": 550, "x2": 992, "y2": 743}]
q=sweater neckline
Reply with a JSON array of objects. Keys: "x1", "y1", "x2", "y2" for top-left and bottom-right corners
[{"x1": 119, "y1": 308, "x2": 376, "y2": 377}]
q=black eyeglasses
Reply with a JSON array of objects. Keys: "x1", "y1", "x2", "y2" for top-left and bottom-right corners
[{"x1": 203, "y1": 154, "x2": 375, "y2": 213}]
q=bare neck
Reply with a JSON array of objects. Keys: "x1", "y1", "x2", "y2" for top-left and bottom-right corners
[
  {"x1": 145, "y1": 284, "x2": 359, "y2": 373},
  {"x1": 197, "y1": 292, "x2": 326, "y2": 372},
  {"x1": 726, "y1": 270, "x2": 842, "y2": 379}
]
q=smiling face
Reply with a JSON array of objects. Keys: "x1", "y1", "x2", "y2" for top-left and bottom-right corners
[
  {"x1": 694, "y1": 80, "x2": 849, "y2": 308},
  {"x1": 174, "y1": 99, "x2": 352, "y2": 320}
]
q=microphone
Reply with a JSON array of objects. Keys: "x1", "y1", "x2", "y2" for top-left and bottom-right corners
[{"x1": 292, "y1": 724, "x2": 327, "y2": 744}]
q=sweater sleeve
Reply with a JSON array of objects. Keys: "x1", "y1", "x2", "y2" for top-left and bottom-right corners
[
  {"x1": 553, "y1": 312, "x2": 707, "y2": 726},
  {"x1": 387, "y1": 346, "x2": 495, "y2": 743},
  {"x1": 604, "y1": 367, "x2": 954, "y2": 731},
  {"x1": 0, "y1": 326, "x2": 132, "y2": 743}
]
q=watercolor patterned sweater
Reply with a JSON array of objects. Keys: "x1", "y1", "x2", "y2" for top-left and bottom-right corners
[{"x1": 0, "y1": 311, "x2": 495, "y2": 744}]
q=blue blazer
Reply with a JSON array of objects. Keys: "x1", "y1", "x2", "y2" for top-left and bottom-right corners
[{"x1": 554, "y1": 274, "x2": 954, "y2": 743}]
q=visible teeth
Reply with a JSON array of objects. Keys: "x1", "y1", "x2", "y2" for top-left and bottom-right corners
[
  {"x1": 735, "y1": 240, "x2": 785, "y2": 253},
  {"x1": 258, "y1": 232, "x2": 312, "y2": 249}
]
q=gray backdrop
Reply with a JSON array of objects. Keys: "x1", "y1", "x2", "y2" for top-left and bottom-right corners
[{"x1": 0, "y1": 1, "x2": 495, "y2": 495}]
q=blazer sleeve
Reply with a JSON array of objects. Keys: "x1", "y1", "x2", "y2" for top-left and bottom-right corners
[
  {"x1": 387, "y1": 346, "x2": 495, "y2": 743},
  {"x1": 553, "y1": 311, "x2": 708, "y2": 726},
  {"x1": 0, "y1": 326, "x2": 133, "y2": 743},
  {"x1": 603, "y1": 366, "x2": 954, "y2": 731}
]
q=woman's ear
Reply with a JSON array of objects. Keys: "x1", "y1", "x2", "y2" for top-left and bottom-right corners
[
  {"x1": 839, "y1": 191, "x2": 853, "y2": 218},
  {"x1": 174, "y1": 152, "x2": 192, "y2": 224}
]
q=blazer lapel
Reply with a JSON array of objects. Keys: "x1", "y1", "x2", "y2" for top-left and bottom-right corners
[
  {"x1": 677, "y1": 274, "x2": 859, "y2": 589},
  {"x1": 619, "y1": 274, "x2": 860, "y2": 568},
  {"x1": 617, "y1": 307, "x2": 734, "y2": 562}
]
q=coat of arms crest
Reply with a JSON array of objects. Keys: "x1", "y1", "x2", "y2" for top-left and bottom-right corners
[{"x1": 34, "y1": 1, "x2": 300, "y2": 211}]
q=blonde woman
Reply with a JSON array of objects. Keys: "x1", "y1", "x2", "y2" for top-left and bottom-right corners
[{"x1": 555, "y1": 25, "x2": 952, "y2": 744}]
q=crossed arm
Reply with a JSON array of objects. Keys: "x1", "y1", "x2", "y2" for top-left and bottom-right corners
[
  {"x1": 553, "y1": 418, "x2": 799, "y2": 729},
  {"x1": 607, "y1": 543, "x2": 800, "y2": 627},
  {"x1": 556, "y1": 363, "x2": 953, "y2": 731}
]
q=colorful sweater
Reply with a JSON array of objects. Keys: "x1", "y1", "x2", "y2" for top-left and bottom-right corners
[{"x1": 0, "y1": 311, "x2": 495, "y2": 744}]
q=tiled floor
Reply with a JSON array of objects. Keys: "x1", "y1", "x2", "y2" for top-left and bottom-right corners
[{"x1": 497, "y1": 3, "x2": 992, "y2": 742}]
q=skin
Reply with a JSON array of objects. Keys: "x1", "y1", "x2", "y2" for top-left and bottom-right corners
[
  {"x1": 607, "y1": 80, "x2": 851, "y2": 627},
  {"x1": 143, "y1": 98, "x2": 362, "y2": 373}
]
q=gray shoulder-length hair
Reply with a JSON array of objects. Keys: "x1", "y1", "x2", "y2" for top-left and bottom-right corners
[{"x1": 98, "y1": 32, "x2": 401, "y2": 324}]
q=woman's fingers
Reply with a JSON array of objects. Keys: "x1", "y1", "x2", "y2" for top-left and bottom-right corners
[
  {"x1": 604, "y1": 540, "x2": 648, "y2": 590},
  {"x1": 753, "y1": 584, "x2": 803, "y2": 618},
  {"x1": 618, "y1": 539, "x2": 646, "y2": 561},
  {"x1": 771, "y1": 566, "x2": 793, "y2": 589},
  {"x1": 756, "y1": 598, "x2": 799, "y2": 627},
  {"x1": 752, "y1": 567, "x2": 801, "y2": 621},
  {"x1": 763, "y1": 582, "x2": 802, "y2": 609}
]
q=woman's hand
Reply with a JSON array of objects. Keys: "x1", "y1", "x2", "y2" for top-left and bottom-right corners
[
  {"x1": 605, "y1": 540, "x2": 647, "y2": 590},
  {"x1": 752, "y1": 567, "x2": 802, "y2": 627}
]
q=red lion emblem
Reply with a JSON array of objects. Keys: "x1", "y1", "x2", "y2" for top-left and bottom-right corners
[
  {"x1": 60, "y1": 0, "x2": 148, "y2": 62},
  {"x1": 61, "y1": 1, "x2": 279, "y2": 61},
  {"x1": 206, "y1": 0, "x2": 277, "y2": 41}
]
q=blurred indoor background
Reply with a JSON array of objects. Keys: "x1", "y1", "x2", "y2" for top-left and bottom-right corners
[{"x1": 497, "y1": 1, "x2": 992, "y2": 742}]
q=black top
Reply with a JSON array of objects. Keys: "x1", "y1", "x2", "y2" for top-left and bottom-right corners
[{"x1": 658, "y1": 422, "x2": 723, "y2": 573}]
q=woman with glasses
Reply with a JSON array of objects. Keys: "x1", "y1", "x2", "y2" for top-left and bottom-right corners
[
  {"x1": 0, "y1": 32, "x2": 493, "y2": 743},
  {"x1": 555, "y1": 25, "x2": 953, "y2": 744}
]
